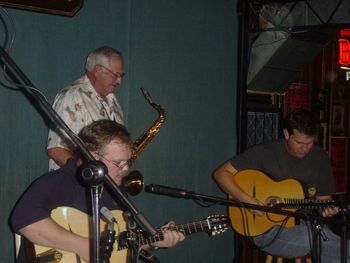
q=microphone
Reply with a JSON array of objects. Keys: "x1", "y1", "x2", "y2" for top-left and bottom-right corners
[{"x1": 145, "y1": 184, "x2": 191, "y2": 198}]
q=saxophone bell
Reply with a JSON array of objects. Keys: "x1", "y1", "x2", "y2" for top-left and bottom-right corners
[{"x1": 122, "y1": 170, "x2": 144, "y2": 196}]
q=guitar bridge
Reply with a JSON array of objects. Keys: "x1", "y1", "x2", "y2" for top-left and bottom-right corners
[{"x1": 35, "y1": 248, "x2": 62, "y2": 262}]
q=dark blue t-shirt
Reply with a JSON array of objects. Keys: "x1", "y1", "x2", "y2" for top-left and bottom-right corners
[{"x1": 10, "y1": 159, "x2": 123, "y2": 262}]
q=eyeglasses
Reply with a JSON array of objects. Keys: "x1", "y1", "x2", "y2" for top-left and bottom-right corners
[
  {"x1": 99, "y1": 64, "x2": 126, "y2": 80},
  {"x1": 97, "y1": 154, "x2": 129, "y2": 170}
]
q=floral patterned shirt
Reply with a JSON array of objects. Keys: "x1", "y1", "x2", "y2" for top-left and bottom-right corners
[{"x1": 47, "y1": 75, "x2": 124, "y2": 170}]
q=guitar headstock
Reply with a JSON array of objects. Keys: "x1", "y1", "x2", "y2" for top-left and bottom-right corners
[{"x1": 206, "y1": 215, "x2": 230, "y2": 236}]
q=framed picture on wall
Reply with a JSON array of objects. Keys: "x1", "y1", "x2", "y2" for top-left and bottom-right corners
[
  {"x1": 285, "y1": 83, "x2": 309, "y2": 114},
  {"x1": 330, "y1": 136, "x2": 348, "y2": 193},
  {"x1": 349, "y1": 101, "x2": 350, "y2": 136},
  {"x1": 332, "y1": 105, "x2": 345, "y2": 134}
]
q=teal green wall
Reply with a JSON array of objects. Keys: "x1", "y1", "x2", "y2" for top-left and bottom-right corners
[{"x1": 1, "y1": 0, "x2": 237, "y2": 262}]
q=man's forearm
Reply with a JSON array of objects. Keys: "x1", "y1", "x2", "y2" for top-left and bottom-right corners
[
  {"x1": 19, "y1": 218, "x2": 90, "y2": 262},
  {"x1": 47, "y1": 147, "x2": 75, "y2": 167}
]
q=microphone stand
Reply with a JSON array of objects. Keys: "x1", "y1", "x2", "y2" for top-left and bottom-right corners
[
  {"x1": 146, "y1": 186, "x2": 308, "y2": 218},
  {"x1": 0, "y1": 46, "x2": 157, "y2": 263},
  {"x1": 146, "y1": 185, "x2": 349, "y2": 263},
  {"x1": 124, "y1": 211, "x2": 140, "y2": 263},
  {"x1": 340, "y1": 205, "x2": 348, "y2": 263}
]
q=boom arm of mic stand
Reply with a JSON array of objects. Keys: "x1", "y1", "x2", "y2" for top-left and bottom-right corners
[
  {"x1": 146, "y1": 186, "x2": 312, "y2": 219},
  {"x1": 0, "y1": 46, "x2": 157, "y2": 262},
  {"x1": 184, "y1": 191, "x2": 308, "y2": 218}
]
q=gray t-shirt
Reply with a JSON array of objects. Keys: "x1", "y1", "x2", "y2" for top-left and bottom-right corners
[{"x1": 229, "y1": 139, "x2": 335, "y2": 197}]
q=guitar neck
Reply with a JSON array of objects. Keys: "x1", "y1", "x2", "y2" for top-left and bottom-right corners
[{"x1": 140, "y1": 220, "x2": 210, "y2": 245}]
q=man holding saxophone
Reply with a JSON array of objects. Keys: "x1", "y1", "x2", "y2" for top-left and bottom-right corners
[{"x1": 47, "y1": 46, "x2": 125, "y2": 171}]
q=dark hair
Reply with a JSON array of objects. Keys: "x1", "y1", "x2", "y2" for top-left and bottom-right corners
[
  {"x1": 78, "y1": 120, "x2": 131, "y2": 153},
  {"x1": 284, "y1": 109, "x2": 320, "y2": 137}
]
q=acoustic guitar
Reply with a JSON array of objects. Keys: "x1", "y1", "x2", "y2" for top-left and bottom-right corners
[
  {"x1": 229, "y1": 169, "x2": 335, "y2": 237},
  {"x1": 32, "y1": 207, "x2": 230, "y2": 263}
]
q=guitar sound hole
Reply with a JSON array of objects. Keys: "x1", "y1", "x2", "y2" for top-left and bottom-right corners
[{"x1": 266, "y1": 196, "x2": 282, "y2": 207}]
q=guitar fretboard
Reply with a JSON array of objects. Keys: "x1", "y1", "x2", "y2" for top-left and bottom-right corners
[
  {"x1": 281, "y1": 198, "x2": 336, "y2": 209},
  {"x1": 140, "y1": 219, "x2": 210, "y2": 245}
]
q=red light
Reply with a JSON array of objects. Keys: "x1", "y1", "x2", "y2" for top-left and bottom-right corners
[
  {"x1": 340, "y1": 29, "x2": 350, "y2": 37},
  {"x1": 339, "y1": 38, "x2": 350, "y2": 66}
]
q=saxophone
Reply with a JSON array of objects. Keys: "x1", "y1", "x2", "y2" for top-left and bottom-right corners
[
  {"x1": 122, "y1": 88, "x2": 165, "y2": 195},
  {"x1": 130, "y1": 87, "x2": 166, "y2": 164}
]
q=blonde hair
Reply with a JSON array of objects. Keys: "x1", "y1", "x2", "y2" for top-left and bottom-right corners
[{"x1": 78, "y1": 120, "x2": 131, "y2": 153}]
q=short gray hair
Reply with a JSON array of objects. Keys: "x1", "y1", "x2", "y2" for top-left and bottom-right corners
[{"x1": 85, "y1": 46, "x2": 123, "y2": 72}]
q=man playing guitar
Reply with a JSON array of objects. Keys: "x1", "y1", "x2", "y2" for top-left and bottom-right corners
[
  {"x1": 11, "y1": 120, "x2": 185, "y2": 263},
  {"x1": 213, "y1": 109, "x2": 345, "y2": 262}
]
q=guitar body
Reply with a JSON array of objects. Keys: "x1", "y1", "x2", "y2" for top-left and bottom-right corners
[
  {"x1": 229, "y1": 169, "x2": 305, "y2": 237},
  {"x1": 32, "y1": 207, "x2": 229, "y2": 262},
  {"x1": 34, "y1": 207, "x2": 127, "y2": 263}
]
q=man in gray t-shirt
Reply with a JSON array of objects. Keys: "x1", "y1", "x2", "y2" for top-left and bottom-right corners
[
  {"x1": 230, "y1": 139, "x2": 334, "y2": 197},
  {"x1": 213, "y1": 109, "x2": 347, "y2": 262}
]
